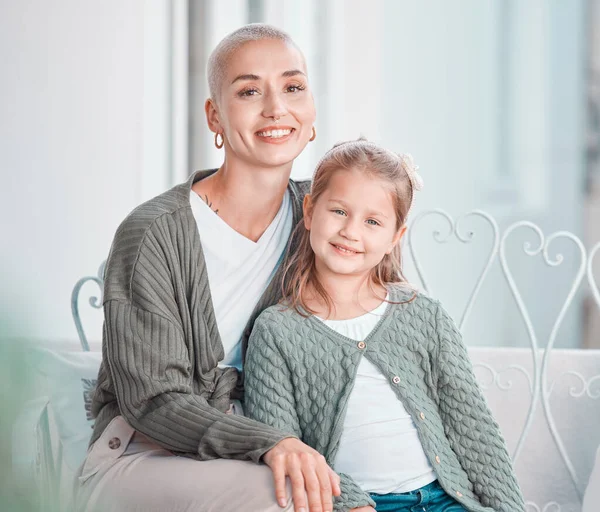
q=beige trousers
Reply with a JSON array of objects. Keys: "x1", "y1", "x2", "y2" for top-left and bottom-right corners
[{"x1": 73, "y1": 415, "x2": 293, "y2": 512}]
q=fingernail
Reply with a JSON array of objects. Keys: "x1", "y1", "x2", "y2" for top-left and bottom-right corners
[
  {"x1": 278, "y1": 499, "x2": 286, "y2": 507},
  {"x1": 298, "y1": 509, "x2": 306, "y2": 512}
]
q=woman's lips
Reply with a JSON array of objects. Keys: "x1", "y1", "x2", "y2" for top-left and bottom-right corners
[{"x1": 255, "y1": 127, "x2": 295, "y2": 144}]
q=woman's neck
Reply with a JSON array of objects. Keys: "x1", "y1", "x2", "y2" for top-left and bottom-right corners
[
  {"x1": 192, "y1": 158, "x2": 293, "y2": 242},
  {"x1": 306, "y1": 271, "x2": 388, "y2": 320}
]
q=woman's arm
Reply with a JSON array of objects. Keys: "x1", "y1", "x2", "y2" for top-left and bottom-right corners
[
  {"x1": 434, "y1": 302, "x2": 526, "y2": 512},
  {"x1": 245, "y1": 319, "x2": 374, "y2": 512},
  {"x1": 103, "y1": 298, "x2": 290, "y2": 462}
]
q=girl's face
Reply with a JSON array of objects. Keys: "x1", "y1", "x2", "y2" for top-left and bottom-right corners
[
  {"x1": 206, "y1": 39, "x2": 316, "y2": 169},
  {"x1": 304, "y1": 168, "x2": 405, "y2": 282}
]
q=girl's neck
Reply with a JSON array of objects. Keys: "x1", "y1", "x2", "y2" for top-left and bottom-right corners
[
  {"x1": 307, "y1": 272, "x2": 388, "y2": 321},
  {"x1": 192, "y1": 157, "x2": 293, "y2": 242}
]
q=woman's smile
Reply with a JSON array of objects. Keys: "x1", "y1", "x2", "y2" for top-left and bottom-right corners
[{"x1": 255, "y1": 125, "x2": 295, "y2": 144}]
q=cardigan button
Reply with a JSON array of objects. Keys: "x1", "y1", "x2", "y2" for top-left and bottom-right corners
[
  {"x1": 357, "y1": 341, "x2": 366, "y2": 349},
  {"x1": 435, "y1": 455, "x2": 441, "y2": 464},
  {"x1": 108, "y1": 437, "x2": 121, "y2": 450},
  {"x1": 392, "y1": 376, "x2": 400, "y2": 384},
  {"x1": 456, "y1": 491, "x2": 463, "y2": 498},
  {"x1": 419, "y1": 412, "x2": 425, "y2": 420}
]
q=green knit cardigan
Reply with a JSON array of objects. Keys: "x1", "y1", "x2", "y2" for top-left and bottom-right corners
[{"x1": 244, "y1": 285, "x2": 526, "y2": 512}]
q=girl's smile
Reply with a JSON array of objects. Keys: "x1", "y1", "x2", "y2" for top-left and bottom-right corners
[{"x1": 329, "y1": 242, "x2": 363, "y2": 255}]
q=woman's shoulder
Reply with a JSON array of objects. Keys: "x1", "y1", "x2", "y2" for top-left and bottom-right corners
[
  {"x1": 117, "y1": 171, "x2": 208, "y2": 232},
  {"x1": 103, "y1": 172, "x2": 211, "y2": 300},
  {"x1": 111, "y1": 170, "x2": 217, "y2": 248}
]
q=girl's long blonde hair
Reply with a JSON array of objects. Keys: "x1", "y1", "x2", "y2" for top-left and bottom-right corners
[{"x1": 282, "y1": 138, "x2": 421, "y2": 316}]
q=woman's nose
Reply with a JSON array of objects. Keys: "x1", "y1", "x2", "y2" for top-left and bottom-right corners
[{"x1": 262, "y1": 90, "x2": 288, "y2": 119}]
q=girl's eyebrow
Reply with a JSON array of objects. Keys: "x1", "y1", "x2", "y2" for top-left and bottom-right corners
[
  {"x1": 231, "y1": 69, "x2": 306, "y2": 85},
  {"x1": 327, "y1": 199, "x2": 388, "y2": 218}
]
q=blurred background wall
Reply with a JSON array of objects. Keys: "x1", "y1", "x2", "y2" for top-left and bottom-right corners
[{"x1": 1, "y1": 0, "x2": 598, "y2": 351}]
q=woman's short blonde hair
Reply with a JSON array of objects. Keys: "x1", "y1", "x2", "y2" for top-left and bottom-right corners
[{"x1": 207, "y1": 23, "x2": 304, "y2": 102}]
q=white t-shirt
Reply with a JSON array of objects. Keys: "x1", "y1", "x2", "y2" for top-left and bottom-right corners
[
  {"x1": 189, "y1": 189, "x2": 292, "y2": 370},
  {"x1": 317, "y1": 298, "x2": 437, "y2": 494}
]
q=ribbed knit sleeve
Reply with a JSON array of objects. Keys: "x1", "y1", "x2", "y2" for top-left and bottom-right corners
[
  {"x1": 434, "y1": 302, "x2": 526, "y2": 512},
  {"x1": 103, "y1": 299, "x2": 288, "y2": 462}
]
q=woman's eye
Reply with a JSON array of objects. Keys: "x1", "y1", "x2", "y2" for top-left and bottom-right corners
[
  {"x1": 286, "y1": 84, "x2": 306, "y2": 93},
  {"x1": 239, "y1": 88, "x2": 259, "y2": 97},
  {"x1": 332, "y1": 209, "x2": 347, "y2": 216},
  {"x1": 366, "y1": 219, "x2": 380, "y2": 226}
]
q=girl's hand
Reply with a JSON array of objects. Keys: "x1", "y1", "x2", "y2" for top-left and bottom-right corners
[
  {"x1": 263, "y1": 437, "x2": 341, "y2": 512},
  {"x1": 349, "y1": 508, "x2": 376, "y2": 512}
]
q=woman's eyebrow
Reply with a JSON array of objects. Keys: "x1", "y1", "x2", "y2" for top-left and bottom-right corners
[
  {"x1": 231, "y1": 69, "x2": 306, "y2": 85},
  {"x1": 231, "y1": 73, "x2": 260, "y2": 85},
  {"x1": 281, "y1": 69, "x2": 306, "y2": 78}
]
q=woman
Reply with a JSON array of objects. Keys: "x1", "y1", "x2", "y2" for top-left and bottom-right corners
[{"x1": 75, "y1": 24, "x2": 340, "y2": 512}]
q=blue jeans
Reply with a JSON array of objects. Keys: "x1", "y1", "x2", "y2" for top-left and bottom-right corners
[{"x1": 370, "y1": 480, "x2": 468, "y2": 511}]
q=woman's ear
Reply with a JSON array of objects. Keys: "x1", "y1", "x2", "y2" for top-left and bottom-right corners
[
  {"x1": 386, "y1": 225, "x2": 407, "y2": 254},
  {"x1": 205, "y1": 98, "x2": 223, "y2": 134},
  {"x1": 303, "y1": 195, "x2": 314, "y2": 230}
]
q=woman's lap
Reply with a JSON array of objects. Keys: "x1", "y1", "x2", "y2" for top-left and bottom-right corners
[
  {"x1": 370, "y1": 480, "x2": 468, "y2": 512},
  {"x1": 73, "y1": 416, "x2": 292, "y2": 512}
]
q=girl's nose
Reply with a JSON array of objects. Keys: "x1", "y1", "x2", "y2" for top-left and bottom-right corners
[{"x1": 339, "y1": 219, "x2": 360, "y2": 241}]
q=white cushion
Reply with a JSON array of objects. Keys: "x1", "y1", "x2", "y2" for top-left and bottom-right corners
[{"x1": 33, "y1": 348, "x2": 102, "y2": 472}]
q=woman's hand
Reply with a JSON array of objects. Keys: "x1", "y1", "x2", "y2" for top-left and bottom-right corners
[
  {"x1": 263, "y1": 437, "x2": 341, "y2": 512},
  {"x1": 349, "y1": 508, "x2": 376, "y2": 512}
]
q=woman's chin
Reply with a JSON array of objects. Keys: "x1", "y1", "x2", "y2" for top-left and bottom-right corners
[{"x1": 252, "y1": 149, "x2": 305, "y2": 169}]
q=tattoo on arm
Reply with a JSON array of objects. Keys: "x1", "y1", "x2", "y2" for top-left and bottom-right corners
[{"x1": 203, "y1": 195, "x2": 219, "y2": 215}]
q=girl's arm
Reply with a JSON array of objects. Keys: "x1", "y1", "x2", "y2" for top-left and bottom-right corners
[
  {"x1": 434, "y1": 302, "x2": 526, "y2": 512},
  {"x1": 245, "y1": 318, "x2": 375, "y2": 512}
]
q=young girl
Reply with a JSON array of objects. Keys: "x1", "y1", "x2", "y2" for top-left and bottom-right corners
[{"x1": 244, "y1": 139, "x2": 526, "y2": 512}]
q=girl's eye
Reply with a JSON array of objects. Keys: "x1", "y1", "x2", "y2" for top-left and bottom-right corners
[
  {"x1": 238, "y1": 88, "x2": 259, "y2": 97},
  {"x1": 286, "y1": 84, "x2": 306, "y2": 93},
  {"x1": 332, "y1": 209, "x2": 347, "y2": 216},
  {"x1": 366, "y1": 219, "x2": 380, "y2": 226}
]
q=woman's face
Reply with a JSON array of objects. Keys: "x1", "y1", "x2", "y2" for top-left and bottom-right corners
[{"x1": 207, "y1": 39, "x2": 316, "y2": 169}]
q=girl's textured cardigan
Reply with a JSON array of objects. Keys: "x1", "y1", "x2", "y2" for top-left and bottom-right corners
[{"x1": 244, "y1": 285, "x2": 526, "y2": 512}]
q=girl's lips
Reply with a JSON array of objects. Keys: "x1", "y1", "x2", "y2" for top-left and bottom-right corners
[{"x1": 330, "y1": 243, "x2": 362, "y2": 256}]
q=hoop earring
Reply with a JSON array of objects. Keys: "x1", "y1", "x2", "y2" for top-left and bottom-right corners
[
  {"x1": 309, "y1": 126, "x2": 316, "y2": 142},
  {"x1": 214, "y1": 132, "x2": 224, "y2": 149}
]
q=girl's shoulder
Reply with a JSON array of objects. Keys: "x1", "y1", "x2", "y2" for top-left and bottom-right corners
[
  {"x1": 254, "y1": 302, "x2": 309, "y2": 334},
  {"x1": 386, "y1": 283, "x2": 448, "y2": 320}
]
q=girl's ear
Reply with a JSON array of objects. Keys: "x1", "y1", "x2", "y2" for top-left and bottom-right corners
[
  {"x1": 205, "y1": 98, "x2": 223, "y2": 134},
  {"x1": 386, "y1": 225, "x2": 407, "y2": 254},
  {"x1": 303, "y1": 195, "x2": 314, "y2": 230}
]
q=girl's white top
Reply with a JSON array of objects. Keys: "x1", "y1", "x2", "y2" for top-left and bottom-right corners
[
  {"x1": 189, "y1": 189, "x2": 293, "y2": 370},
  {"x1": 316, "y1": 297, "x2": 437, "y2": 494}
]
